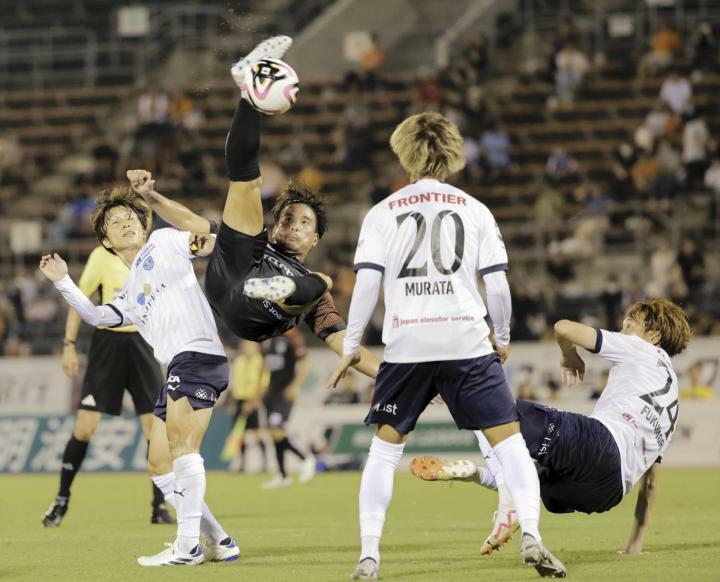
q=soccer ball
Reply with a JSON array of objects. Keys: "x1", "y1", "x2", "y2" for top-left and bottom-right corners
[{"x1": 243, "y1": 57, "x2": 299, "y2": 115}]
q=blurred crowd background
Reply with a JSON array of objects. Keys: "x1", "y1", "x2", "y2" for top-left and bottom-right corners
[{"x1": 1, "y1": 0, "x2": 718, "y2": 387}]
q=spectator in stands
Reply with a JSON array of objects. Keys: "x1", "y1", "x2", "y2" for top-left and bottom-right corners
[
  {"x1": 690, "y1": 22, "x2": 718, "y2": 77},
  {"x1": 137, "y1": 87, "x2": 170, "y2": 127},
  {"x1": 645, "y1": 239, "x2": 687, "y2": 299},
  {"x1": 545, "y1": 146, "x2": 579, "y2": 180},
  {"x1": 682, "y1": 111, "x2": 710, "y2": 190},
  {"x1": 631, "y1": 148, "x2": 660, "y2": 198},
  {"x1": 599, "y1": 274, "x2": 623, "y2": 330},
  {"x1": 644, "y1": 101, "x2": 673, "y2": 140},
  {"x1": 638, "y1": 23, "x2": 681, "y2": 78},
  {"x1": 479, "y1": 118, "x2": 511, "y2": 179},
  {"x1": 704, "y1": 155, "x2": 720, "y2": 217},
  {"x1": 659, "y1": 69, "x2": 693, "y2": 115},
  {"x1": 415, "y1": 68, "x2": 443, "y2": 110},
  {"x1": 558, "y1": 182, "x2": 609, "y2": 257},
  {"x1": 652, "y1": 137, "x2": 683, "y2": 209},
  {"x1": 677, "y1": 236, "x2": 706, "y2": 290},
  {"x1": 610, "y1": 141, "x2": 639, "y2": 202},
  {"x1": 462, "y1": 33, "x2": 488, "y2": 75},
  {"x1": 509, "y1": 280, "x2": 540, "y2": 341},
  {"x1": 554, "y1": 41, "x2": 590, "y2": 103},
  {"x1": 534, "y1": 177, "x2": 565, "y2": 244},
  {"x1": 259, "y1": 156, "x2": 288, "y2": 213}
]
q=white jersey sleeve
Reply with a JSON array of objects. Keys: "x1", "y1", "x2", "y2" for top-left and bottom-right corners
[
  {"x1": 148, "y1": 228, "x2": 192, "y2": 260},
  {"x1": 354, "y1": 207, "x2": 387, "y2": 273},
  {"x1": 477, "y1": 206, "x2": 508, "y2": 276},
  {"x1": 590, "y1": 329, "x2": 646, "y2": 364},
  {"x1": 54, "y1": 275, "x2": 128, "y2": 328}
]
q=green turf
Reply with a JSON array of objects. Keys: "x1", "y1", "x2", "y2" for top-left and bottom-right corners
[{"x1": 2, "y1": 468, "x2": 719, "y2": 581}]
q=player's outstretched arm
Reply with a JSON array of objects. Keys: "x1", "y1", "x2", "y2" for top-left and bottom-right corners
[
  {"x1": 623, "y1": 462, "x2": 661, "y2": 554},
  {"x1": 222, "y1": 100, "x2": 264, "y2": 236},
  {"x1": 554, "y1": 319, "x2": 596, "y2": 384},
  {"x1": 39, "y1": 254, "x2": 127, "y2": 329},
  {"x1": 127, "y1": 169, "x2": 211, "y2": 234},
  {"x1": 325, "y1": 330, "x2": 380, "y2": 384}
]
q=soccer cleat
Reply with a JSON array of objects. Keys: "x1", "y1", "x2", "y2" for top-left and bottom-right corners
[
  {"x1": 151, "y1": 503, "x2": 176, "y2": 525},
  {"x1": 243, "y1": 275, "x2": 296, "y2": 303},
  {"x1": 231, "y1": 35, "x2": 293, "y2": 89},
  {"x1": 204, "y1": 537, "x2": 240, "y2": 562},
  {"x1": 350, "y1": 557, "x2": 378, "y2": 580},
  {"x1": 261, "y1": 474, "x2": 293, "y2": 489},
  {"x1": 409, "y1": 456, "x2": 478, "y2": 482},
  {"x1": 481, "y1": 507, "x2": 520, "y2": 555},
  {"x1": 42, "y1": 496, "x2": 69, "y2": 527},
  {"x1": 137, "y1": 541, "x2": 204, "y2": 566},
  {"x1": 520, "y1": 534, "x2": 567, "y2": 578},
  {"x1": 298, "y1": 455, "x2": 317, "y2": 484}
]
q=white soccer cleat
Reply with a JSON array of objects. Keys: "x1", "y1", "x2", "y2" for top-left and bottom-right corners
[
  {"x1": 298, "y1": 454, "x2": 317, "y2": 484},
  {"x1": 204, "y1": 537, "x2": 240, "y2": 562},
  {"x1": 520, "y1": 534, "x2": 567, "y2": 578},
  {"x1": 261, "y1": 474, "x2": 293, "y2": 489},
  {"x1": 137, "y1": 541, "x2": 204, "y2": 566},
  {"x1": 243, "y1": 275, "x2": 296, "y2": 303},
  {"x1": 231, "y1": 35, "x2": 293, "y2": 89},
  {"x1": 409, "y1": 456, "x2": 479, "y2": 482},
  {"x1": 481, "y1": 507, "x2": 520, "y2": 555},
  {"x1": 350, "y1": 557, "x2": 378, "y2": 580}
]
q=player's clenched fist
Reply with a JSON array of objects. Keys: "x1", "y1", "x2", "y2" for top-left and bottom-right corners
[
  {"x1": 39, "y1": 253, "x2": 69, "y2": 282},
  {"x1": 126, "y1": 169, "x2": 155, "y2": 197}
]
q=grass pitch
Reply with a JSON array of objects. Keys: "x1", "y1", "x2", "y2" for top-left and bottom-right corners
[{"x1": 3, "y1": 468, "x2": 719, "y2": 581}]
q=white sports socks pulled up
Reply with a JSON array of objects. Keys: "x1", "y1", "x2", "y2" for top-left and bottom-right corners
[
  {"x1": 151, "y1": 471, "x2": 228, "y2": 545},
  {"x1": 359, "y1": 436, "x2": 405, "y2": 563},
  {"x1": 492, "y1": 433, "x2": 542, "y2": 541},
  {"x1": 172, "y1": 454, "x2": 206, "y2": 553},
  {"x1": 474, "y1": 430, "x2": 513, "y2": 506}
]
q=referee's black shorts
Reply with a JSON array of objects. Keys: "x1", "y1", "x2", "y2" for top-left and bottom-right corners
[{"x1": 79, "y1": 329, "x2": 164, "y2": 416}]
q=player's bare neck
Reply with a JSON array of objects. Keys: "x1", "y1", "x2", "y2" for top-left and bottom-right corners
[{"x1": 115, "y1": 246, "x2": 141, "y2": 269}]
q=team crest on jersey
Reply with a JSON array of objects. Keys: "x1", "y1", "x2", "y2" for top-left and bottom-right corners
[
  {"x1": 137, "y1": 293, "x2": 146, "y2": 305},
  {"x1": 143, "y1": 256, "x2": 154, "y2": 271}
]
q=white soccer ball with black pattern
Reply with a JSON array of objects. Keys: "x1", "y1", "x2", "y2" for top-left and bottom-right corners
[{"x1": 242, "y1": 57, "x2": 299, "y2": 115}]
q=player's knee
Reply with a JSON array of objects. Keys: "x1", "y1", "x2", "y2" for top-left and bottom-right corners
[{"x1": 73, "y1": 413, "x2": 101, "y2": 441}]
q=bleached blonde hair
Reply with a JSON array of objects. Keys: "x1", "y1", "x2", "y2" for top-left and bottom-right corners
[{"x1": 389, "y1": 112, "x2": 465, "y2": 180}]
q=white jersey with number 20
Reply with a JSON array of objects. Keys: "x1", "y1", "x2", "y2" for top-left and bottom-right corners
[{"x1": 354, "y1": 179, "x2": 508, "y2": 363}]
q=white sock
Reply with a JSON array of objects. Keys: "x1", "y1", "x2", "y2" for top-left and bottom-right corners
[
  {"x1": 173, "y1": 454, "x2": 206, "y2": 553},
  {"x1": 492, "y1": 433, "x2": 541, "y2": 541},
  {"x1": 476, "y1": 466, "x2": 497, "y2": 490},
  {"x1": 151, "y1": 473, "x2": 228, "y2": 544},
  {"x1": 358, "y1": 436, "x2": 405, "y2": 563},
  {"x1": 474, "y1": 430, "x2": 511, "y2": 505}
]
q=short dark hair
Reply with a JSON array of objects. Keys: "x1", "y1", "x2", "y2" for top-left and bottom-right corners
[
  {"x1": 625, "y1": 298, "x2": 692, "y2": 357},
  {"x1": 271, "y1": 180, "x2": 327, "y2": 239},
  {"x1": 91, "y1": 186, "x2": 152, "y2": 252}
]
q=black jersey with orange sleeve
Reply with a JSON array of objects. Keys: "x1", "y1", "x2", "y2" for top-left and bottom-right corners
[{"x1": 205, "y1": 222, "x2": 346, "y2": 342}]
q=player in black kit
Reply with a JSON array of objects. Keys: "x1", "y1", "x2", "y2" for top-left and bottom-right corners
[{"x1": 127, "y1": 96, "x2": 377, "y2": 377}]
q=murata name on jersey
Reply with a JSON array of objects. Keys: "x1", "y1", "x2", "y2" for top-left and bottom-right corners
[
  {"x1": 590, "y1": 329, "x2": 679, "y2": 493},
  {"x1": 110, "y1": 228, "x2": 225, "y2": 367},
  {"x1": 354, "y1": 178, "x2": 508, "y2": 363}
]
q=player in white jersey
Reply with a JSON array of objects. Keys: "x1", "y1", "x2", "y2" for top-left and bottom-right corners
[
  {"x1": 39, "y1": 186, "x2": 239, "y2": 566},
  {"x1": 328, "y1": 112, "x2": 566, "y2": 579},
  {"x1": 411, "y1": 298, "x2": 691, "y2": 556}
]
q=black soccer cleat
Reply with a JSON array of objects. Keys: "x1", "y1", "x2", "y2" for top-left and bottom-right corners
[
  {"x1": 42, "y1": 496, "x2": 69, "y2": 528},
  {"x1": 151, "y1": 503, "x2": 176, "y2": 525}
]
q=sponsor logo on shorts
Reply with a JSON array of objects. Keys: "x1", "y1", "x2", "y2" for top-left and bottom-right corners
[{"x1": 374, "y1": 402, "x2": 398, "y2": 415}]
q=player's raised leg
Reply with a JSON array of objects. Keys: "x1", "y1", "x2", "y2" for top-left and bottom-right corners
[{"x1": 230, "y1": 35, "x2": 293, "y2": 89}]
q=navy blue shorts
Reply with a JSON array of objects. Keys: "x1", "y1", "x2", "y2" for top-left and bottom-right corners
[
  {"x1": 154, "y1": 351, "x2": 229, "y2": 421},
  {"x1": 516, "y1": 400, "x2": 624, "y2": 514},
  {"x1": 365, "y1": 353, "x2": 518, "y2": 434}
]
